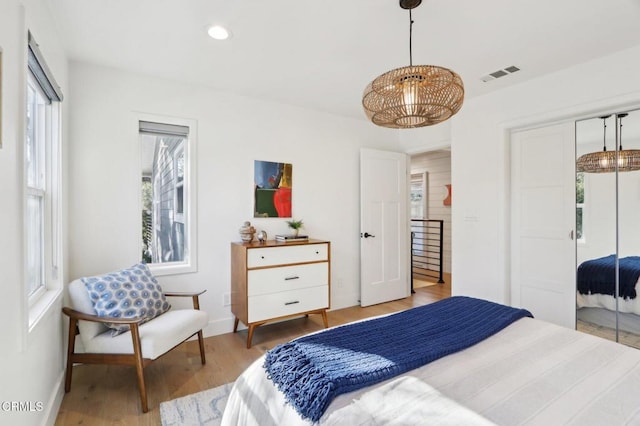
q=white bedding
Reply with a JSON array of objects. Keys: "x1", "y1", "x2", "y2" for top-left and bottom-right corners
[{"x1": 222, "y1": 317, "x2": 640, "y2": 425}]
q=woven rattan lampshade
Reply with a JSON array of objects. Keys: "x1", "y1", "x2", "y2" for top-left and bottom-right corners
[
  {"x1": 577, "y1": 114, "x2": 640, "y2": 173},
  {"x1": 362, "y1": 1, "x2": 464, "y2": 129},
  {"x1": 576, "y1": 150, "x2": 640, "y2": 173},
  {"x1": 363, "y1": 65, "x2": 464, "y2": 128}
]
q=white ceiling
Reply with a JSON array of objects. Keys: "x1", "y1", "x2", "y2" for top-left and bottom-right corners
[{"x1": 47, "y1": 0, "x2": 640, "y2": 121}]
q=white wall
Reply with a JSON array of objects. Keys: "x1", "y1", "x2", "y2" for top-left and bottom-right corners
[
  {"x1": 447, "y1": 44, "x2": 640, "y2": 304},
  {"x1": 0, "y1": 0, "x2": 68, "y2": 425},
  {"x1": 410, "y1": 151, "x2": 452, "y2": 273},
  {"x1": 399, "y1": 121, "x2": 451, "y2": 153},
  {"x1": 66, "y1": 62, "x2": 401, "y2": 336}
]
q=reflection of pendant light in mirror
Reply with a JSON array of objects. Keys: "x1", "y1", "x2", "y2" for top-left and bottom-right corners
[
  {"x1": 577, "y1": 113, "x2": 640, "y2": 173},
  {"x1": 361, "y1": 0, "x2": 464, "y2": 129}
]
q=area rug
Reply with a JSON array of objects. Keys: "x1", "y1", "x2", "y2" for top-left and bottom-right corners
[{"x1": 160, "y1": 382, "x2": 233, "y2": 426}]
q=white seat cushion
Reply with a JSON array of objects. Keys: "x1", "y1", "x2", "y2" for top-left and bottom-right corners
[{"x1": 82, "y1": 308, "x2": 209, "y2": 360}]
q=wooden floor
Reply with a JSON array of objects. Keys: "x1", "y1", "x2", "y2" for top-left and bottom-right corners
[
  {"x1": 577, "y1": 319, "x2": 640, "y2": 350},
  {"x1": 55, "y1": 279, "x2": 451, "y2": 425}
]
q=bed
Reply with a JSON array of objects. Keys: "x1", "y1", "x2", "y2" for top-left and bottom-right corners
[
  {"x1": 577, "y1": 255, "x2": 640, "y2": 314},
  {"x1": 222, "y1": 296, "x2": 640, "y2": 425}
]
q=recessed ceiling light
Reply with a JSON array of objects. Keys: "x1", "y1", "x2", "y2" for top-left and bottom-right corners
[{"x1": 208, "y1": 25, "x2": 230, "y2": 40}]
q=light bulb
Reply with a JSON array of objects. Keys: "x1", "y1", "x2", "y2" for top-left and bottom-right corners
[{"x1": 208, "y1": 25, "x2": 230, "y2": 40}]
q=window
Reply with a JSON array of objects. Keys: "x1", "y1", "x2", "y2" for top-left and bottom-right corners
[
  {"x1": 410, "y1": 172, "x2": 428, "y2": 219},
  {"x1": 139, "y1": 119, "x2": 196, "y2": 275},
  {"x1": 26, "y1": 73, "x2": 46, "y2": 298},
  {"x1": 25, "y1": 32, "x2": 63, "y2": 305},
  {"x1": 576, "y1": 172, "x2": 585, "y2": 242}
]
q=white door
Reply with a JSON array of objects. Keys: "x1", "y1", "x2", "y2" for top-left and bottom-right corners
[
  {"x1": 511, "y1": 123, "x2": 576, "y2": 328},
  {"x1": 360, "y1": 148, "x2": 409, "y2": 307}
]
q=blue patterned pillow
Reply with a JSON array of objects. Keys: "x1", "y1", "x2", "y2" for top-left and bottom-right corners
[{"x1": 82, "y1": 263, "x2": 171, "y2": 336}]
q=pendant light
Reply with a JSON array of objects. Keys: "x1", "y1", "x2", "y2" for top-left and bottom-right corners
[
  {"x1": 577, "y1": 113, "x2": 640, "y2": 173},
  {"x1": 362, "y1": 0, "x2": 464, "y2": 129}
]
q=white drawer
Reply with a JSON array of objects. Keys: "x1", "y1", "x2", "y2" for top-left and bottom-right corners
[
  {"x1": 248, "y1": 263, "x2": 328, "y2": 296},
  {"x1": 247, "y1": 243, "x2": 328, "y2": 268},
  {"x1": 248, "y1": 285, "x2": 328, "y2": 323}
]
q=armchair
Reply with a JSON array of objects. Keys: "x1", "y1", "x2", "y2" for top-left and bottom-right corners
[{"x1": 63, "y1": 278, "x2": 209, "y2": 413}]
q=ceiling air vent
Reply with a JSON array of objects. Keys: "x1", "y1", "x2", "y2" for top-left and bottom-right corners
[{"x1": 481, "y1": 65, "x2": 521, "y2": 83}]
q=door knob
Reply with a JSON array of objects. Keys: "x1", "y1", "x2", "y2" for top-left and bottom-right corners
[{"x1": 363, "y1": 232, "x2": 375, "y2": 238}]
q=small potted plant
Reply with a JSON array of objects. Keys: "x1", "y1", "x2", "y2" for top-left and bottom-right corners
[{"x1": 286, "y1": 219, "x2": 304, "y2": 237}]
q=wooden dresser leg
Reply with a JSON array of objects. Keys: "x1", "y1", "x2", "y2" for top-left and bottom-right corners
[
  {"x1": 233, "y1": 317, "x2": 239, "y2": 333},
  {"x1": 247, "y1": 324, "x2": 255, "y2": 349},
  {"x1": 321, "y1": 310, "x2": 329, "y2": 328}
]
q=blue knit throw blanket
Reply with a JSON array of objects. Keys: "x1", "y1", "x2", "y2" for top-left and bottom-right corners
[
  {"x1": 577, "y1": 255, "x2": 640, "y2": 300},
  {"x1": 264, "y1": 296, "x2": 532, "y2": 422}
]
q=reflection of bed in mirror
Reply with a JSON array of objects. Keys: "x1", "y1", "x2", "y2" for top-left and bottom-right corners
[
  {"x1": 576, "y1": 255, "x2": 640, "y2": 339},
  {"x1": 574, "y1": 109, "x2": 640, "y2": 348}
]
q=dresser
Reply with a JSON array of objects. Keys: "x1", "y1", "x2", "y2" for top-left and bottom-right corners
[{"x1": 230, "y1": 239, "x2": 331, "y2": 348}]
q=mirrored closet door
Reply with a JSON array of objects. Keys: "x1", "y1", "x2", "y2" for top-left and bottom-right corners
[{"x1": 575, "y1": 109, "x2": 640, "y2": 348}]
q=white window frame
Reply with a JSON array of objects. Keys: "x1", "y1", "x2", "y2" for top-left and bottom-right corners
[
  {"x1": 136, "y1": 113, "x2": 197, "y2": 276},
  {"x1": 576, "y1": 172, "x2": 586, "y2": 245},
  {"x1": 25, "y1": 33, "x2": 63, "y2": 330},
  {"x1": 26, "y1": 72, "x2": 47, "y2": 302},
  {"x1": 174, "y1": 144, "x2": 185, "y2": 223},
  {"x1": 410, "y1": 170, "x2": 428, "y2": 219}
]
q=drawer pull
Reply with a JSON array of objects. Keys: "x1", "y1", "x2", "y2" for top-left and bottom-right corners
[
  {"x1": 284, "y1": 276, "x2": 300, "y2": 281},
  {"x1": 284, "y1": 300, "x2": 300, "y2": 306},
  {"x1": 261, "y1": 256, "x2": 265, "y2": 259}
]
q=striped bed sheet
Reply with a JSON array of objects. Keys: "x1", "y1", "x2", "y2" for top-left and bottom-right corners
[{"x1": 222, "y1": 317, "x2": 640, "y2": 425}]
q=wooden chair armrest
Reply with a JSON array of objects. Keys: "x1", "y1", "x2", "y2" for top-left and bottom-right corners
[
  {"x1": 62, "y1": 307, "x2": 145, "y2": 325},
  {"x1": 163, "y1": 289, "x2": 206, "y2": 310},
  {"x1": 163, "y1": 290, "x2": 206, "y2": 298}
]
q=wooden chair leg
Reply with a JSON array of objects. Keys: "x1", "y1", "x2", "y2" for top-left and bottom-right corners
[
  {"x1": 64, "y1": 318, "x2": 78, "y2": 392},
  {"x1": 197, "y1": 330, "x2": 206, "y2": 364},
  {"x1": 130, "y1": 324, "x2": 148, "y2": 413}
]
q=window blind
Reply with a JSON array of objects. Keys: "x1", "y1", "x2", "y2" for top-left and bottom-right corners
[
  {"x1": 139, "y1": 121, "x2": 189, "y2": 137},
  {"x1": 27, "y1": 31, "x2": 63, "y2": 102}
]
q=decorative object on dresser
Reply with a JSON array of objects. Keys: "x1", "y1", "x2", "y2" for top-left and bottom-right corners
[
  {"x1": 238, "y1": 220, "x2": 256, "y2": 242},
  {"x1": 257, "y1": 230, "x2": 267, "y2": 243},
  {"x1": 230, "y1": 239, "x2": 331, "y2": 348},
  {"x1": 275, "y1": 234, "x2": 309, "y2": 242},
  {"x1": 285, "y1": 218, "x2": 304, "y2": 236}
]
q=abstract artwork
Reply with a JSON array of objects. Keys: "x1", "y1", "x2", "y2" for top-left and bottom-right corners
[
  {"x1": 254, "y1": 160, "x2": 292, "y2": 218},
  {"x1": 443, "y1": 184, "x2": 452, "y2": 206}
]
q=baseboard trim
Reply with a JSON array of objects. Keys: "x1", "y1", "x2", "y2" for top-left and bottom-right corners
[
  {"x1": 202, "y1": 317, "x2": 238, "y2": 338},
  {"x1": 42, "y1": 369, "x2": 65, "y2": 426}
]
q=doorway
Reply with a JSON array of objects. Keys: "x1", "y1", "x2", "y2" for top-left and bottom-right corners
[{"x1": 410, "y1": 150, "x2": 452, "y2": 289}]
